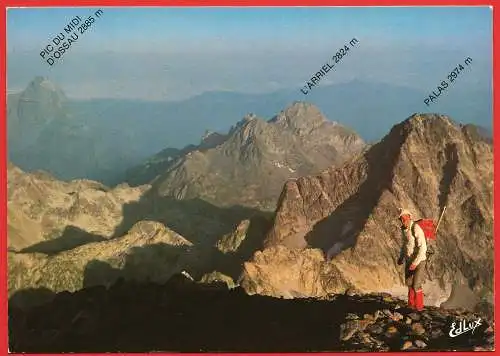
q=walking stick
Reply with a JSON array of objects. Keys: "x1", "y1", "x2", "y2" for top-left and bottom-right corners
[{"x1": 435, "y1": 206, "x2": 447, "y2": 234}]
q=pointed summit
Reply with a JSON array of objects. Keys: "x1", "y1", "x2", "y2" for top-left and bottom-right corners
[
  {"x1": 229, "y1": 112, "x2": 261, "y2": 133},
  {"x1": 15, "y1": 77, "x2": 68, "y2": 123},
  {"x1": 20, "y1": 76, "x2": 67, "y2": 108},
  {"x1": 270, "y1": 102, "x2": 328, "y2": 133},
  {"x1": 8, "y1": 77, "x2": 72, "y2": 167}
]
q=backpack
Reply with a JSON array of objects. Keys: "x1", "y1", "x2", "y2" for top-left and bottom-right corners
[{"x1": 412, "y1": 219, "x2": 437, "y2": 241}]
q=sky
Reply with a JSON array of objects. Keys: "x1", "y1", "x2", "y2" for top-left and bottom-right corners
[{"x1": 7, "y1": 6, "x2": 493, "y2": 101}]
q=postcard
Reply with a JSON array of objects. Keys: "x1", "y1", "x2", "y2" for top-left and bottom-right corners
[{"x1": 5, "y1": 5, "x2": 495, "y2": 353}]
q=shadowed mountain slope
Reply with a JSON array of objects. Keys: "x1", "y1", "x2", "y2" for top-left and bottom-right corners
[{"x1": 241, "y1": 114, "x2": 493, "y2": 311}]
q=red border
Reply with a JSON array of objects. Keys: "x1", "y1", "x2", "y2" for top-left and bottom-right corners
[
  {"x1": 0, "y1": 0, "x2": 497, "y2": 5},
  {"x1": 1, "y1": 1, "x2": 498, "y2": 356},
  {"x1": 1, "y1": 2, "x2": 6, "y2": 354}
]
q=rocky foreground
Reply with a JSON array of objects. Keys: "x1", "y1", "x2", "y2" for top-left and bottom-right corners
[{"x1": 9, "y1": 274, "x2": 494, "y2": 353}]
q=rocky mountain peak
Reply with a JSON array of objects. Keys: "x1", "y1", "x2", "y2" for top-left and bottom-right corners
[
  {"x1": 202, "y1": 130, "x2": 216, "y2": 141},
  {"x1": 150, "y1": 102, "x2": 365, "y2": 210},
  {"x1": 232, "y1": 112, "x2": 260, "y2": 128},
  {"x1": 200, "y1": 130, "x2": 227, "y2": 149},
  {"x1": 32, "y1": 76, "x2": 59, "y2": 91},
  {"x1": 227, "y1": 115, "x2": 270, "y2": 147},
  {"x1": 243, "y1": 113, "x2": 492, "y2": 312},
  {"x1": 20, "y1": 76, "x2": 67, "y2": 106},
  {"x1": 401, "y1": 113, "x2": 457, "y2": 134},
  {"x1": 269, "y1": 101, "x2": 328, "y2": 133},
  {"x1": 244, "y1": 112, "x2": 258, "y2": 121}
]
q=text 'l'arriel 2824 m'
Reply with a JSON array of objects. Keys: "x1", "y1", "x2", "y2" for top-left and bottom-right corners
[
  {"x1": 424, "y1": 57, "x2": 473, "y2": 106},
  {"x1": 39, "y1": 9, "x2": 104, "y2": 66},
  {"x1": 301, "y1": 37, "x2": 359, "y2": 95}
]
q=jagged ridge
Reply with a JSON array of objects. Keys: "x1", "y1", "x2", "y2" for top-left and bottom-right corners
[
  {"x1": 242, "y1": 114, "x2": 493, "y2": 311},
  {"x1": 149, "y1": 102, "x2": 365, "y2": 210}
]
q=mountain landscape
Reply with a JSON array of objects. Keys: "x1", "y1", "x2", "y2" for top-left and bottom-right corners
[
  {"x1": 7, "y1": 77, "x2": 492, "y2": 185},
  {"x1": 7, "y1": 77, "x2": 149, "y2": 184},
  {"x1": 7, "y1": 80, "x2": 494, "y2": 352},
  {"x1": 7, "y1": 161, "x2": 271, "y2": 306},
  {"x1": 7, "y1": 162, "x2": 147, "y2": 252},
  {"x1": 6, "y1": 3, "x2": 496, "y2": 352},
  {"x1": 135, "y1": 102, "x2": 365, "y2": 210},
  {"x1": 242, "y1": 115, "x2": 493, "y2": 311}
]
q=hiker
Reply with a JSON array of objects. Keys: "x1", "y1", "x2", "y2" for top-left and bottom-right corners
[{"x1": 397, "y1": 209, "x2": 427, "y2": 311}]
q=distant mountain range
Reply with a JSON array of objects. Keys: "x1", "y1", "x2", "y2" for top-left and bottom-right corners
[{"x1": 7, "y1": 77, "x2": 492, "y2": 185}]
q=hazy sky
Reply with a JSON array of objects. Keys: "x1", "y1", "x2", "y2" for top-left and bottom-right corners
[{"x1": 7, "y1": 7, "x2": 492, "y2": 101}]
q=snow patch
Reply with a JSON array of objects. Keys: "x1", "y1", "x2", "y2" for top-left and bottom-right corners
[{"x1": 272, "y1": 160, "x2": 296, "y2": 173}]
